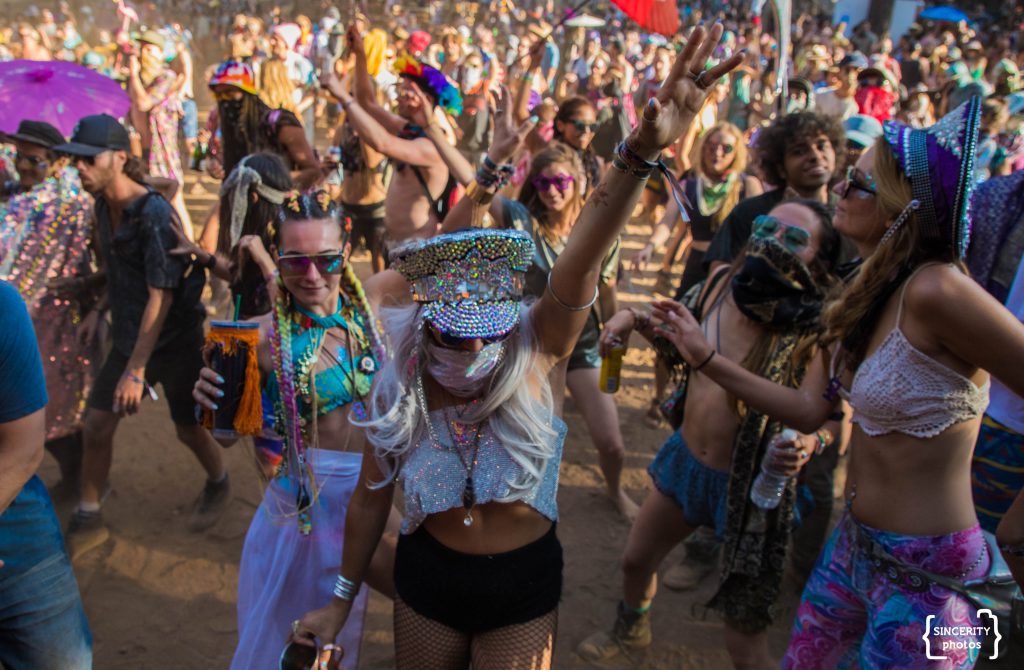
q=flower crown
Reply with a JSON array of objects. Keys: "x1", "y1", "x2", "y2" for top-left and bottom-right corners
[{"x1": 394, "y1": 54, "x2": 463, "y2": 116}]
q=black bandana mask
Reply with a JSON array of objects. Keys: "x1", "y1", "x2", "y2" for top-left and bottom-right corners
[
  {"x1": 731, "y1": 236, "x2": 825, "y2": 329},
  {"x1": 219, "y1": 99, "x2": 243, "y2": 127}
]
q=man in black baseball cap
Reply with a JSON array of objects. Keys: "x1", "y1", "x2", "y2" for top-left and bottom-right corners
[
  {"x1": 59, "y1": 114, "x2": 229, "y2": 561},
  {"x1": 54, "y1": 113, "x2": 130, "y2": 155},
  {"x1": 1, "y1": 119, "x2": 67, "y2": 197}
]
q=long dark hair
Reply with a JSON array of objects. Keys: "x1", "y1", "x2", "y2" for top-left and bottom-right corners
[
  {"x1": 221, "y1": 152, "x2": 293, "y2": 318},
  {"x1": 553, "y1": 96, "x2": 600, "y2": 193},
  {"x1": 220, "y1": 92, "x2": 275, "y2": 176}
]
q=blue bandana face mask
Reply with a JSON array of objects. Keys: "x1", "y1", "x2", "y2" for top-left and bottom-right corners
[{"x1": 425, "y1": 340, "x2": 505, "y2": 397}]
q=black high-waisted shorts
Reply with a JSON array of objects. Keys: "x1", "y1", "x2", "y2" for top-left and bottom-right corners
[{"x1": 394, "y1": 523, "x2": 563, "y2": 634}]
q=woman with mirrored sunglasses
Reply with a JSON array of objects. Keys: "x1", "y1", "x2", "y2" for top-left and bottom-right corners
[
  {"x1": 552, "y1": 96, "x2": 602, "y2": 197},
  {"x1": 191, "y1": 190, "x2": 412, "y2": 670},
  {"x1": 291, "y1": 25, "x2": 743, "y2": 670},
  {"x1": 582, "y1": 198, "x2": 843, "y2": 668}
]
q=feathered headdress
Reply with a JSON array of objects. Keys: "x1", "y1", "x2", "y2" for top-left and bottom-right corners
[{"x1": 394, "y1": 54, "x2": 463, "y2": 116}]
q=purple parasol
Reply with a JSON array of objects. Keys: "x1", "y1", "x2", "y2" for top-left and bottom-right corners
[{"x1": 0, "y1": 60, "x2": 130, "y2": 137}]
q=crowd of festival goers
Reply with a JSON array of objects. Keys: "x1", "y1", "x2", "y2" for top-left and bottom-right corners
[{"x1": 3, "y1": 0, "x2": 1024, "y2": 668}]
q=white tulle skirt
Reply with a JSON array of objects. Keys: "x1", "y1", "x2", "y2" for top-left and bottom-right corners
[{"x1": 231, "y1": 449, "x2": 369, "y2": 669}]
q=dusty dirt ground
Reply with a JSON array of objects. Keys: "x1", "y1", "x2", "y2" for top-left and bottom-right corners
[{"x1": 40, "y1": 165, "x2": 825, "y2": 669}]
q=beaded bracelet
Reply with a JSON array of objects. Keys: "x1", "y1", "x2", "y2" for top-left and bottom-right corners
[
  {"x1": 333, "y1": 574, "x2": 360, "y2": 601},
  {"x1": 1000, "y1": 542, "x2": 1024, "y2": 558},
  {"x1": 476, "y1": 166, "x2": 502, "y2": 188},
  {"x1": 627, "y1": 307, "x2": 651, "y2": 331}
]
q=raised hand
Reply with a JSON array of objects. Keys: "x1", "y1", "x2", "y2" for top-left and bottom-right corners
[
  {"x1": 629, "y1": 24, "x2": 743, "y2": 157},
  {"x1": 651, "y1": 299, "x2": 714, "y2": 367},
  {"x1": 405, "y1": 80, "x2": 436, "y2": 129},
  {"x1": 487, "y1": 85, "x2": 535, "y2": 163},
  {"x1": 345, "y1": 25, "x2": 364, "y2": 55}
]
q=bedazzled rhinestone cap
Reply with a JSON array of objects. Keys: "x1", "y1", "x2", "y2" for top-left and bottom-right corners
[{"x1": 390, "y1": 229, "x2": 536, "y2": 338}]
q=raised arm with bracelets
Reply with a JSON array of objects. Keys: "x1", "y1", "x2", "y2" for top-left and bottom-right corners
[{"x1": 532, "y1": 24, "x2": 743, "y2": 361}]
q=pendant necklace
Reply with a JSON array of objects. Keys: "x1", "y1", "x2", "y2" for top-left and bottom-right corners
[
  {"x1": 414, "y1": 372, "x2": 483, "y2": 526},
  {"x1": 444, "y1": 405, "x2": 483, "y2": 526}
]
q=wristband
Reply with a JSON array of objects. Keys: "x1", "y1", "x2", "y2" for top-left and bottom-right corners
[
  {"x1": 815, "y1": 429, "x2": 834, "y2": 454},
  {"x1": 1000, "y1": 542, "x2": 1024, "y2": 558},
  {"x1": 694, "y1": 350, "x2": 716, "y2": 371},
  {"x1": 333, "y1": 574, "x2": 360, "y2": 601},
  {"x1": 466, "y1": 180, "x2": 496, "y2": 205},
  {"x1": 627, "y1": 307, "x2": 650, "y2": 331},
  {"x1": 123, "y1": 371, "x2": 146, "y2": 385}
]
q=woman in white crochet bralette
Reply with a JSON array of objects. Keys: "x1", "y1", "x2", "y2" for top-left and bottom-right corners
[{"x1": 658, "y1": 96, "x2": 1024, "y2": 669}]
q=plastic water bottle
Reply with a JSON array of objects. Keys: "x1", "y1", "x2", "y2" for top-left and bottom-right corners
[{"x1": 750, "y1": 428, "x2": 799, "y2": 510}]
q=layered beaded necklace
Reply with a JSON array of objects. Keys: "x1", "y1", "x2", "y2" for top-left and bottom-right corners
[{"x1": 414, "y1": 371, "x2": 483, "y2": 526}]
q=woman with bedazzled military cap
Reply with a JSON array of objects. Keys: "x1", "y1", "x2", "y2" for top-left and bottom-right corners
[{"x1": 290, "y1": 25, "x2": 742, "y2": 670}]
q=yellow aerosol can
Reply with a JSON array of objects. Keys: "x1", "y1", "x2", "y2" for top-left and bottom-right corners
[{"x1": 599, "y1": 345, "x2": 626, "y2": 394}]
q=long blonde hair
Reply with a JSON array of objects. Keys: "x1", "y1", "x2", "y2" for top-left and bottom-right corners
[
  {"x1": 688, "y1": 121, "x2": 749, "y2": 229},
  {"x1": 821, "y1": 139, "x2": 956, "y2": 366},
  {"x1": 259, "y1": 59, "x2": 298, "y2": 115},
  {"x1": 361, "y1": 303, "x2": 558, "y2": 496}
]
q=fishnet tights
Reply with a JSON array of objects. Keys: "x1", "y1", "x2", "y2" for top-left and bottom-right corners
[{"x1": 393, "y1": 597, "x2": 557, "y2": 669}]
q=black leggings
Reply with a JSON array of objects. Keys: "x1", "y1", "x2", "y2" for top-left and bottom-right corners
[{"x1": 394, "y1": 524, "x2": 563, "y2": 634}]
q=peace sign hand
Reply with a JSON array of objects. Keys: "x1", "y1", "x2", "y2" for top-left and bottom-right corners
[
  {"x1": 630, "y1": 24, "x2": 744, "y2": 157},
  {"x1": 487, "y1": 85, "x2": 535, "y2": 164}
]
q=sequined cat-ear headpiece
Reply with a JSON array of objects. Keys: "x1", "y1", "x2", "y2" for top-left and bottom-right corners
[
  {"x1": 390, "y1": 229, "x2": 535, "y2": 339},
  {"x1": 393, "y1": 54, "x2": 463, "y2": 116},
  {"x1": 882, "y1": 97, "x2": 982, "y2": 257}
]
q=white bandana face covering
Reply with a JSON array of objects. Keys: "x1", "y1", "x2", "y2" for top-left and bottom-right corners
[{"x1": 425, "y1": 340, "x2": 505, "y2": 397}]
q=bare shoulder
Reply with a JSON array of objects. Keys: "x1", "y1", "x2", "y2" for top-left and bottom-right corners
[
  {"x1": 363, "y1": 270, "x2": 411, "y2": 309},
  {"x1": 904, "y1": 264, "x2": 980, "y2": 312}
]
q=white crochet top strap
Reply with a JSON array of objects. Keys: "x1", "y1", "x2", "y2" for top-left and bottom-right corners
[{"x1": 847, "y1": 265, "x2": 989, "y2": 438}]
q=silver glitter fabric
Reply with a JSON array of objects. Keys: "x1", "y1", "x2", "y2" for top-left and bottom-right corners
[
  {"x1": 397, "y1": 408, "x2": 568, "y2": 534},
  {"x1": 389, "y1": 229, "x2": 536, "y2": 338}
]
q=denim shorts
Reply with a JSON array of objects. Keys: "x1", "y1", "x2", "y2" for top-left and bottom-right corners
[{"x1": 648, "y1": 431, "x2": 729, "y2": 538}]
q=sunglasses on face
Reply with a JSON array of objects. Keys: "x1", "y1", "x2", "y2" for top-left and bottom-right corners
[
  {"x1": 277, "y1": 253, "x2": 345, "y2": 277},
  {"x1": 841, "y1": 166, "x2": 877, "y2": 200},
  {"x1": 74, "y1": 152, "x2": 108, "y2": 167},
  {"x1": 431, "y1": 325, "x2": 510, "y2": 348},
  {"x1": 16, "y1": 153, "x2": 48, "y2": 167},
  {"x1": 705, "y1": 142, "x2": 736, "y2": 155},
  {"x1": 752, "y1": 215, "x2": 812, "y2": 253},
  {"x1": 570, "y1": 120, "x2": 599, "y2": 133},
  {"x1": 531, "y1": 173, "x2": 575, "y2": 194}
]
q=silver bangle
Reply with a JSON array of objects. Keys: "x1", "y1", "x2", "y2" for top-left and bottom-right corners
[
  {"x1": 546, "y1": 273, "x2": 598, "y2": 312},
  {"x1": 333, "y1": 574, "x2": 360, "y2": 601}
]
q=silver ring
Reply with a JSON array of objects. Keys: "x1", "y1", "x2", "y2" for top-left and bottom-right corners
[{"x1": 292, "y1": 619, "x2": 300, "y2": 634}]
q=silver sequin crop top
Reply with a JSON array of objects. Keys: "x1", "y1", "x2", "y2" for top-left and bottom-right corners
[
  {"x1": 837, "y1": 269, "x2": 989, "y2": 438},
  {"x1": 397, "y1": 410, "x2": 567, "y2": 534}
]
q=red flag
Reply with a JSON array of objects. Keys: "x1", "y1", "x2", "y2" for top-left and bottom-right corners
[{"x1": 610, "y1": 0, "x2": 680, "y2": 36}]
